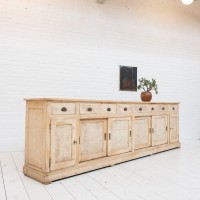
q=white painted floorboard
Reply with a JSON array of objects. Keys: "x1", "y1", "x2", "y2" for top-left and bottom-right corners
[
  {"x1": 0, "y1": 161, "x2": 6, "y2": 200},
  {"x1": 11, "y1": 152, "x2": 52, "y2": 200},
  {"x1": 0, "y1": 153, "x2": 29, "y2": 200},
  {"x1": 1, "y1": 140, "x2": 200, "y2": 200}
]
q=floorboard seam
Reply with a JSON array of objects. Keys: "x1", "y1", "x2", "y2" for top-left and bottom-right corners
[
  {"x1": 0, "y1": 161, "x2": 7, "y2": 200},
  {"x1": 75, "y1": 176, "x2": 105, "y2": 200},
  {"x1": 61, "y1": 182, "x2": 78, "y2": 200},
  {"x1": 43, "y1": 186, "x2": 54, "y2": 200}
]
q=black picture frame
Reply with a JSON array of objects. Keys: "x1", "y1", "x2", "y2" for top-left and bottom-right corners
[{"x1": 119, "y1": 66, "x2": 137, "y2": 91}]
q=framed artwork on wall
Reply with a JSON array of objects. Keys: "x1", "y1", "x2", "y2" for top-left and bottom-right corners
[{"x1": 119, "y1": 66, "x2": 137, "y2": 91}]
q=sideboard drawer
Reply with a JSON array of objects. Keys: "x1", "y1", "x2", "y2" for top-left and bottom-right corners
[
  {"x1": 117, "y1": 104, "x2": 132, "y2": 113},
  {"x1": 80, "y1": 103, "x2": 101, "y2": 114},
  {"x1": 133, "y1": 104, "x2": 147, "y2": 113},
  {"x1": 146, "y1": 105, "x2": 159, "y2": 113},
  {"x1": 101, "y1": 104, "x2": 116, "y2": 114},
  {"x1": 51, "y1": 103, "x2": 76, "y2": 115},
  {"x1": 158, "y1": 104, "x2": 168, "y2": 112},
  {"x1": 168, "y1": 104, "x2": 178, "y2": 113}
]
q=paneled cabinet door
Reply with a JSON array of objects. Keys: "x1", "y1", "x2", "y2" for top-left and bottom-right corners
[
  {"x1": 80, "y1": 119, "x2": 107, "y2": 162},
  {"x1": 134, "y1": 117, "x2": 151, "y2": 149},
  {"x1": 170, "y1": 114, "x2": 179, "y2": 143},
  {"x1": 108, "y1": 117, "x2": 132, "y2": 156},
  {"x1": 152, "y1": 115, "x2": 168, "y2": 146},
  {"x1": 50, "y1": 119, "x2": 77, "y2": 171}
]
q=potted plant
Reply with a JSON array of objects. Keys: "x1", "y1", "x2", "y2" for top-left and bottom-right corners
[{"x1": 137, "y1": 77, "x2": 158, "y2": 102}]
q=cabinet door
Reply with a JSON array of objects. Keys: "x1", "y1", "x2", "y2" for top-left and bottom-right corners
[
  {"x1": 169, "y1": 114, "x2": 179, "y2": 143},
  {"x1": 50, "y1": 119, "x2": 77, "y2": 171},
  {"x1": 152, "y1": 115, "x2": 168, "y2": 146},
  {"x1": 134, "y1": 117, "x2": 151, "y2": 149},
  {"x1": 80, "y1": 119, "x2": 107, "y2": 162},
  {"x1": 108, "y1": 117, "x2": 132, "y2": 156}
]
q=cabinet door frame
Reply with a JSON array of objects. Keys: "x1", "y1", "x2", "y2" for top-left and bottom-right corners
[
  {"x1": 151, "y1": 115, "x2": 168, "y2": 146},
  {"x1": 134, "y1": 116, "x2": 151, "y2": 149},
  {"x1": 108, "y1": 117, "x2": 132, "y2": 156},
  {"x1": 79, "y1": 119, "x2": 107, "y2": 162},
  {"x1": 50, "y1": 119, "x2": 77, "y2": 171},
  {"x1": 169, "y1": 114, "x2": 179, "y2": 143}
]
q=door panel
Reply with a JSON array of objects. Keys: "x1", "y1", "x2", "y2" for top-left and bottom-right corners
[
  {"x1": 51, "y1": 119, "x2": 77, "y2": 171},
  {"x1": 152, "y1": 115, "x2": 168, "y2": 146},
  {"x1": 80, "y1": 119, "x2": 107, "y2": 162},
  {"x1": 170, "y1": 114, "x2": 179, "y2": 143},
  {"x1": 108, "y1": 117, "x2": 132, "y2": 156},
  {"x1": 134, "y1": 117, "x2": 151, "y2": 149}
]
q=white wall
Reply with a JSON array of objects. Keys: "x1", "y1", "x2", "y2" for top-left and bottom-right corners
[{"x1": 0, "y1": 0, "x2": 200, "y2": 151}]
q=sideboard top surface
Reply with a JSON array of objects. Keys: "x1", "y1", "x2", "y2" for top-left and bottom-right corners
[{"x1": 24, "y1": 98, "x2": 180, "y2": 104}]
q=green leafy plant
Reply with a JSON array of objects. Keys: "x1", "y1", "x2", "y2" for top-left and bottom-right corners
[{"x1": 137, "y1": 77, "x2": 158, "y2": 94}]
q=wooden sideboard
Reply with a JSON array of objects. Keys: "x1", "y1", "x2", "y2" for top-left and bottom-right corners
[{"x1": 23, "y1": 98, "x2": 180, "y2": 184}]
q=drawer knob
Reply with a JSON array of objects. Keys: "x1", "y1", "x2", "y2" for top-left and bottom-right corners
[
  {"x1": 124, "y1": 107, "x2": 128, "y2": 111},
  {"x1": 139, "y1": 107, "x2": 142, "y2": 111},
  {"x1": 151, "y1": 107, "x2": 154, "y2": 111},
  {"x1": 87, "y1": 107, "x2": 92, "y2": 112},
  {"x1": 173, "y1": 107, "x2": 175, "y2": 110},
  {"x1": 107, "y1": 108, "x2": 111, "y2": 112},
  {"x1": 162, "y1": 107, "x2": 165, "y2": 110},
  {"x1": 61, "y1": 107, "x2": 67, "y2": 112}
]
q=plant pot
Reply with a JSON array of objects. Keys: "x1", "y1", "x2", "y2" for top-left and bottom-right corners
[{"x1": 140, "y1": 92, "x2": 152, "y2": 102}]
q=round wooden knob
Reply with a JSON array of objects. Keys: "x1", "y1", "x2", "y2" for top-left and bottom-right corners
[
  {"x1": 107, "y1": 108, "x2": 111, "y2": 112},
  {"x1": 87, "y1": 108, "x2": 92, "y2": 112},
  {"x1": 139, "y1": 107, "x2": 142, "y2": 111},
  {"x1": 162, "y1": 107, "x2": 165, "y2": 110},
  {"x1": 173, "y1": 107, "x2": 175, "y2": 110},
  {"x1": 124, "y1": 108, "x2": 128, "y2": 111},
  {"x1": 61, "y1": 107, "x2": 67, "y2": 112},
  {"x1": 151, "y1": 107, "x2": 154, "y2": 111}
]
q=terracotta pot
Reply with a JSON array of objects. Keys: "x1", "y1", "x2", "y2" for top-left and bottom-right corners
[{"x1": 141, "y1": 92, "x2": 152, "y2": 102}]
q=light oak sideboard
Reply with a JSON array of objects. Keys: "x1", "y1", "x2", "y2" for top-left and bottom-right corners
[{"x1": 23, "y1": 98, "x2": 180, "y2": 184}]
